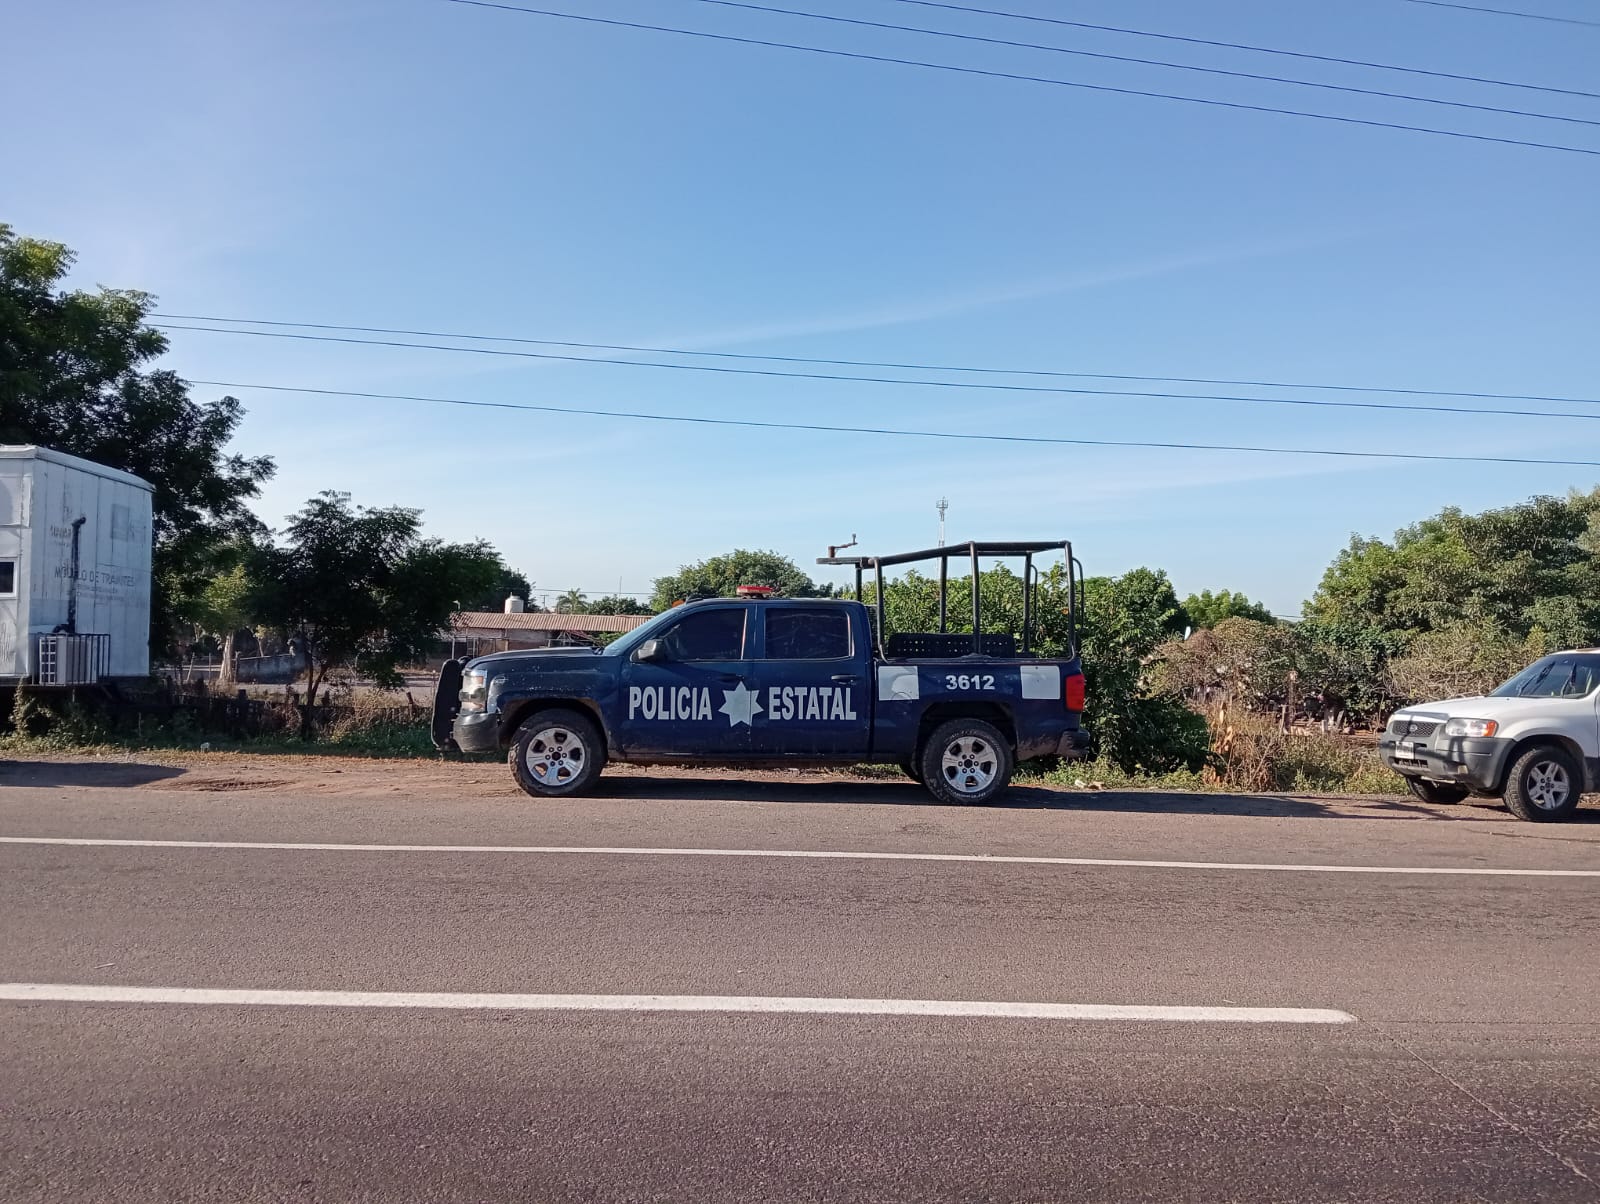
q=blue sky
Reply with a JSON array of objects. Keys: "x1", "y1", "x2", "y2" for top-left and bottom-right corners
[{"x1": 6, "y1": 0, "x2": 1598, "y2": 614}]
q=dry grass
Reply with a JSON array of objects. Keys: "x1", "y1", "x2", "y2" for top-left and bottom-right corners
[{"x1": 1032, "y1": 704, "x2": 1404, "y2": 796}]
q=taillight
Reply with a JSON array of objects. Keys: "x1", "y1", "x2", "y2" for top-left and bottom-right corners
[{"x1": 1064, "y1": 672, "x2": 1086, "y2": 711}]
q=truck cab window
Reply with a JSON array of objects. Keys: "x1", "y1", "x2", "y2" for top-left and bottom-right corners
[
  {"x1": 765, "y1": 608, "x2": 849, "y2": 659},
  {"x1": 0, "y1": 560, "x2": 14, "y2": 596},
  {"x1": 660, "y1": 608, "x2": 746, "y2": 661}
]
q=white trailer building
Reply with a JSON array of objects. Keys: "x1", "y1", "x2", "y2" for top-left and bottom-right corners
[{"x1": 0, "y1": 446, "x2": 154, "y2": 685}]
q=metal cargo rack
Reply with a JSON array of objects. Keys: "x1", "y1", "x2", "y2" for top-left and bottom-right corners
[{"x1": 818, "y1": 539, "x2": 1082, "y2": 660}]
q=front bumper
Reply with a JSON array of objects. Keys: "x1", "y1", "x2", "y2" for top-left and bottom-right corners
[
  {"x1": 452, "y1": 710, "x2": 502, "y2": 755},
  {"x1": 1378, "y1": 733, "x2": 1512, "y2": 793}
]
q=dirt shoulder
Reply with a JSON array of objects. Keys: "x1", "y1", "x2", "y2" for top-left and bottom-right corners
[{"x1": 0, "y1": 749, "x2": 1437, "y2": 818}]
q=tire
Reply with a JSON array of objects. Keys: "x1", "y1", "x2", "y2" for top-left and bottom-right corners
[
  {"x1": 509, "y1": 708, "x2": 605, "y2": 798},
  {"x1": 899, "y1": 758, "x2": 924, "y2": 784},
  {"x1": 919, "y1": 718, "x2": 1014, "y2": 805},
  {"x1": 1405, "y1": 777, "x2": 1470, "y2": 805},
  {"x1": 1502, "y1": 744, "x2": 1583, "y2": 822}
]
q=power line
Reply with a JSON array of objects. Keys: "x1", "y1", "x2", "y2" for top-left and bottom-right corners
[
  {"x1": 151, "y1": 313, "x2": 1600, "y2": 407},
  {"x1": 154, "y1": 323, "x2": 1600, "y2": 422},
  {"x1": 1399, "y1": 0, "x2": 1600, "y2": 28},
  {"x1": 884, "y1": 0, "x2": 1600, "y2": 101},
  {"x1": 677, "y1": 0, "x2": 1600, "y2": 128},
  {"x1": 191, "y1": 379, "x2": 1600, "y2": 468},
  {"x1": 435, "y1": 0, "x2": 1600, "y2": 157}
]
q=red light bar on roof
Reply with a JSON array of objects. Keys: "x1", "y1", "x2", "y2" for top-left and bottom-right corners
[{"x1": 735, "y1": 585, "x2": 776, "y2": 596}]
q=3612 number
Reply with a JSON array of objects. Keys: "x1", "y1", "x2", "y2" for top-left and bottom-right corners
[{"x1": 945, "y1": 674, "x2": 996, "y2": 691}]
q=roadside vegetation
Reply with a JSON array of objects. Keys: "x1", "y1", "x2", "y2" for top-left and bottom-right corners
[{"x1": 1, "y1": 686, "x2": 451, "y2": 760}]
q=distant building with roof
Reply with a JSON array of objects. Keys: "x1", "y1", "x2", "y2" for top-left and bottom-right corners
[{"x1": 445, "y1": 608, "x2": 652, "y2": 658}]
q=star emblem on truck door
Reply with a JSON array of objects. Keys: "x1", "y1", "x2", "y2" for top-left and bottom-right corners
[{"x1": 718, "y1": 681, "x2": 763, "y2": 727}]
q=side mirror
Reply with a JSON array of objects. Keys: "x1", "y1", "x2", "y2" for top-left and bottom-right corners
[{"x1": 632, "y1": 638, "x2": 666, "y2": 664}]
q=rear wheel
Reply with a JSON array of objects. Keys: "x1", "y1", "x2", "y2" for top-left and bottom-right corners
[
  {"x1": 1502, "y1": 745, "x2": 1582, "y2": 822},
  {"x1": 1405, "y1": 777, "x2": 1469, "y2": 805},
  {"x1": 919, "y1": 719, "x2": 1014, "y2": 805},
  {"x1": 509, "y1": 708, "x2": 605, "y2": 798}
]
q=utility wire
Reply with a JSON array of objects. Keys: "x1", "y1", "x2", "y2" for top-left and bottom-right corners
[
  {"x1": 152, "y1": 313, "x2": 1600, "y2": 407},
  {"x1": 679, "y1": 0, "x2": 1600, "y2": 128},
  {"x1": 154, "y1": 323, "x2": 1600, "y2": 421},
  {"x1": 435, "y1": 0, "x2": 1600, "y2": 157},
  {"x1": 189, "y1": 379, "x2": 1600, "y2": 468},
  {"x1": 883, "y1": 0, "x2": 1600, "y2": 101},
  {"x1": 1399, "y1": 0, "x2": 1600, "y2": 28}
]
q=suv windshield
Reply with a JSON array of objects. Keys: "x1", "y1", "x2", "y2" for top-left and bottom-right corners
[{"x1": 1490, "y1": 654, "x2": 1600, "y2": 699}]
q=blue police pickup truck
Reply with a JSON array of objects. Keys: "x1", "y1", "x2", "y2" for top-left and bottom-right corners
[{"x1": 434, "y1": 539, "x2": 1089, "y2": 805}]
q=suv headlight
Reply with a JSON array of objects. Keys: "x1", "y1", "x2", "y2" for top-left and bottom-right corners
[
  {"x1": 1443, "y1": 717, "x2": 1498, "y2": 738},
  {"x1": 458, "y1": 669, "x2": 488, "y2": 713}
]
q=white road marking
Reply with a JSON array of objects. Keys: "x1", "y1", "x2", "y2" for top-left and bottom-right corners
[
  {"x1": 0, "y1": 983, "x2": 1355, "y2": 1023},
  {"x1": 0, "y1": 835, "x2": 1595, "y2": 877}
]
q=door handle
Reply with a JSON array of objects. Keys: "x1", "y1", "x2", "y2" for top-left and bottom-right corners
[
  {"x1": 714, "y1": 673, "x2": 742, "y2": 683},
  {"x1": 832, "y1": 674, "x2": 860, "y2": 684}
]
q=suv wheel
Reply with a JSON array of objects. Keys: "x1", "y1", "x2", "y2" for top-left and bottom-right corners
[
  {"x1": 920, "y1": 719, "x2": 1014, "y2": 805},
  {"x1": 509, "y1": 708, "x2": 605, "y2": 798},
  {"x1": 1502, "y1": 744, "x2": 1582, "y2": 822},
  {"x1": 1405, "y1": 777, "x2": 1469, "y2": 805}
]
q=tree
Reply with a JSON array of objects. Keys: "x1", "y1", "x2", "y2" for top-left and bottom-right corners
[
  {"x1": 1183, "y1": 588, "x2": 1275, "y2": 629},
  {"x1": 1078, "y1": 568, "x2": 1208, "y2": 773},
  {"x1": 0, "y1": 224, "x2": 275, "y2": 650},
  {"x1": 650, "y1": 550, "x2": 824, "y2": 610},
  {"x1": 459, "y1": 562, "x2": 533, "y2": 612},
  {"x1": 587, "y1": 594, "x2": 653, "y2": 616},
  {"x1": 250, "y1": 492, "x2": 501, "y2": 736},
  {"x1": 1307, "y1": 490, "x2": 1600, "y2": 644},
  {"x1": 1299, "y1": 490, "x2": 1600, "y2": 719},
  {"x1": 1293, "y1": 617, "x2": 1407, "y2": 723},
  {"x1": 554, "y1": 588, "x2": 588, "y2": 614},
  {"x1": 191, "y1": 548, "x2": 258, "y2": 682}
]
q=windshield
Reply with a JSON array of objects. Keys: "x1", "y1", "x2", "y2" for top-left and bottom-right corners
[
  {"x1": 599, "y1": 606, "x2": 678, "y2": 655},
  {"x1": 1490, "y1": 654, "x2": 1600, "y2": 698}
]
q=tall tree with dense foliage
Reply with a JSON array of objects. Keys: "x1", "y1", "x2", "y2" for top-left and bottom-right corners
[
  {"x1": 1308, "y1": 490, "x2": 1600, "y2": 644},
  {"x1": 650, "y1": 550, "x2": 824, "y2": 610},
  {"x1": 1078, "y1": 568, "x2": 1208, "y2": 772},
  {"x1": 0, "y1": 224, "x2": 275, "y2": 648},
  {"x1": 249, "y1": 492, "x2": 501, "y2": 735},
  {"x1": 459, "y1": 562, "x2": 533, "y2": 612},
  {"x1": 1304, "y1": 489, "x2": 1600, "y2": 708},
  {"x1": 1182, "y1": 588, "x2": 1275, "y2": 629},
  {"x1": 587, "y1": 594, "x2": 653, "y2": 616}
]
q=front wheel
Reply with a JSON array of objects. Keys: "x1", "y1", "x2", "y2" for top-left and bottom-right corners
[
  {"x1": 509, "y1": 708, "x2": 605, "y2": 798},
  {"x1": 1502, "y1": 745, "x2": 1582, "y2": 822},
  {"x1": 919, "y1": 719, "x2": 1014, "y2": 805},
  {"x1": 1405, "y1": 777, "x2": 1469, "y2": 805}
]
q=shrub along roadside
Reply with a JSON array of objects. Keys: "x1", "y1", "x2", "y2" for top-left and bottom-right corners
[
  {"x1": 1019, "y1": 715, "x2": 1403, "y2": 796},
  {"x1": 1, "y1": 688, "x2": 458, "y2": 760}
]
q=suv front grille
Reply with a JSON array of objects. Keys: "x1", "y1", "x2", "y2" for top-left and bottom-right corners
[{"x1": 1389, "y1": 717, "x2": 1439, "y2": 738}]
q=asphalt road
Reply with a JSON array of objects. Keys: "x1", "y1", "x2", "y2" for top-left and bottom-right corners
[{"x1": 3, "y1": 763, "x2": 1600, "y2": 1202}]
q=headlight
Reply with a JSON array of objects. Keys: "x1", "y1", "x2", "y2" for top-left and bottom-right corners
[
  {"x1": 458, "y1": 669, "x2": 488, "y2": 713},
  {"x1": 1444, "y1": 717, "x2": 1498, "y2": 738}
]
